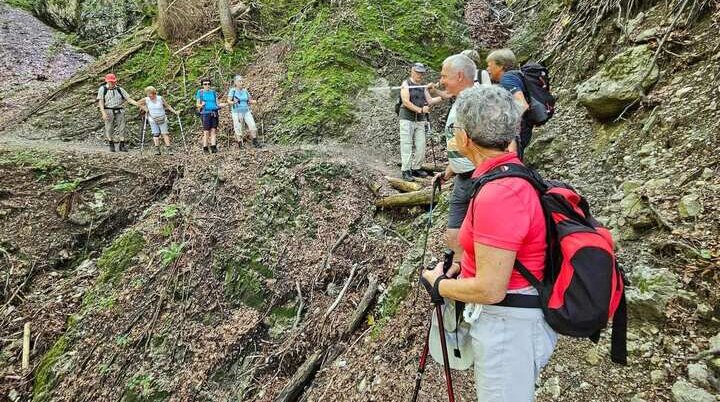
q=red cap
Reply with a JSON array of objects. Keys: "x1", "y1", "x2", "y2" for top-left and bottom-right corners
[{"x1": 104, "y1": 73, "x2": 117, "y2": 83}]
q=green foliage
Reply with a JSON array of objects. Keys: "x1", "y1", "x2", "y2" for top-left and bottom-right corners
[
  {"x1": 0, "y1": 150, "x2": 60, "y2": 180},
  {"x1": 160, "y1": 204, "x2": 179, "y2": 219},
  {"x1": 32, "y1": 335, "x2": 68, "y2": 402},
  {"x1": 158, "y1": 242, "x2": 184, "y2": 267},
  {"x1": 125, "y1": 373, "x2": 169, "y2": 402},
  {"x1": 277, "y1": 0, "x2": 468, "y2": 140},
  {"x1": 96, "y1": 230, "x2": 146, "y2": 284},
  {"x1": 6, "y1": 0, "x2": 36, "y2": 11},
  {"x1": 52, "y1": 178, "x2": 80, "y2": 192}
]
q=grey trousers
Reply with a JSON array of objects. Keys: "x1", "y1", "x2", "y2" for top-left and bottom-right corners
[
  {"x1": 399, "y1": 119, "x2": 426, "y2": 171},
  {"x1": 104, "y1": 109, "x2": 127, "y2": 141},
  {"x1": 469, "y1": 304, "x2": 557, "y2": 402}
]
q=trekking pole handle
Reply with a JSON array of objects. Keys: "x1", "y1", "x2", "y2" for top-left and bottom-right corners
[{"x1": 442, "y1": 249, "x2": 454, "y2": 275}]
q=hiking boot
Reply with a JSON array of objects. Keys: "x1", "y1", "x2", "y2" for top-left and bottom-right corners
[
  {"x1": 252, "y1": 138, "x2": 262, "y2": 148},
  {"x1": 401, "y1": 170, "x2": 415, "y2": 182},
  {"x1": 203, "y1": 146, "x2": 210, "y2": 154},
  {"x1": 210, "y1": 145, "x2": 218, "y2": 153},
  {"x1": 412, "y1": 169, "x2": 428, "y2": 178},
  {"x1": 108, "y1": 141, "x2": 116, "y2": 152},
  {"x1": 154, "y1": 147, "x2": 161, "y2": 156},
  {"x1": 118, "y1": 141, "x2": 129, "y2": 152}
]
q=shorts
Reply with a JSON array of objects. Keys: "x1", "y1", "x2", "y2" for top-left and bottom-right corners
[
  {"x1": 148, "y1": 116, "x2": 169, "y2": 136},
  {"x1": 201, "y1": 111, "x2": 219, "y2": 130},
  {"x1": 448, "y1": 172, "x2": 475, "y2": 229}
]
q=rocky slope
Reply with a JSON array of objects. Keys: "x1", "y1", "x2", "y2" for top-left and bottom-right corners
[{"x1": 1, "y1": 1, "x2": 719, "y2": 402}]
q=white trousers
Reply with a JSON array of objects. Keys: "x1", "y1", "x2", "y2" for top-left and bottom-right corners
[
  {"x1": 468, "y1": 304, "x2": 557, "y2": 402},
  {"x1": 231, "y1": 110, "x2": 257, "y2": 138}
]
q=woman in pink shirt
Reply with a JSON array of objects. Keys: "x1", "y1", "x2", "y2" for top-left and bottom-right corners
[{"x1": 422, "y1": 85, "x2": 556, "y2": 402}]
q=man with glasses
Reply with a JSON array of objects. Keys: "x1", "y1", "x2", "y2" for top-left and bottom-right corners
[
  {"x1": 195, "y1": 78, "x2": 227, "y2": 153},
  {"x1": 433, "y1": 54, "x2": 478, "y2": 265}
]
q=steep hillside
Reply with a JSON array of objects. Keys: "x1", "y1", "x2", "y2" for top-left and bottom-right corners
[{"x1": 1, "y1": 0, "x2": 719, "y2": 402}]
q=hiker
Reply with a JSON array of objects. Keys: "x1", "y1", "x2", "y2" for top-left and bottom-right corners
[
  {"x1": 195, "y1": 78, "x2": 227, "y2": 154},
  {"x1": 432, "y1": 54, "x2": 478, "y2": 265},
  {"x1": 227, "y1": 75, "x2": 261, "y2": 148},
  {"x1": 97, "y1": 73, "x2": 141, "y2": 152},
  {"x1": 398, "y1": 62, "x2": 442, "y2": 182},
  {"x1": 422, "y1": 86, "x2": 555, "y2": 402},
  {"x1": 486, "y1": 49, "x2": 532, "y2": 159},
  {"x1": 137, "y1": 86, "x2": 179, "y2": 156},
  {"x1": 460, "y1": 49, "x2": 492, "y2": 86}
]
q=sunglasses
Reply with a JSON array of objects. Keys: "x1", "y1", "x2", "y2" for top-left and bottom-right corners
[{"x1": 202, "y1": 82, "x2": 211, "y2": 85}]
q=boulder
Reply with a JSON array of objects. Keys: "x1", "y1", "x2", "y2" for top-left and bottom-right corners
[
  {"x1": 619, "y1": 192, "x2": 656, "y2": 230},
  {"x1": 671, "y1": 379, "x2": 714, "y2": 402},
  {"x1": 34, "y1": 0, "x2": 81, "y2": 32},
  {"x1": 678, "y1": 193, "x2": 703, "y2": 218},
  {"x1": 34, "y1": 0, "x2": 144, "y2": 45},
  {"x1": 576, "y1": 45, "x2": 659, "y2": 120},
  {"x1": 688, "y1": 363, "x2": 710, "y2": 388},
  {"x1": 625, "y1": 265, "x2": 678, "y2": 323}
]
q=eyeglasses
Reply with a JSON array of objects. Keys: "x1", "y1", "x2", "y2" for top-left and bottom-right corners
[
  {"x1": 449, "y1": 123, "x2": 465, "y2": 133},
  {"x1": 202, "y1": 82, "x2": 211, "y2": 86}
]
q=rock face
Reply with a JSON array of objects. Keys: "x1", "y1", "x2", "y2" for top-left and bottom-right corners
[
  {"x1": 671, "y1": 379, "x2": 715, "y2": 402},
  {"x1": 625, "y1": 265, "x2": 678, "y2": 322},
  {"x1": 34, "y1": 0, "x2": 81, "y2": 32},
  {"x1": 34, "y1": 0, "x2": 146, "y2": 45},
  {"x1": 576, "y1": 45, "x2": 659, "y2": 120}
]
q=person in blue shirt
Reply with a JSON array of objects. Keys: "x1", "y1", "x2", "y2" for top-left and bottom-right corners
[
  {"x1": 486, "y1": 49, "x2": 532, "y2": 160},
  {"x1": 195, "y1": 78, "x2": 227, "y2": 154},
  {"x1": 227, "y1": 75, "x2": 261, "y2": 148}
]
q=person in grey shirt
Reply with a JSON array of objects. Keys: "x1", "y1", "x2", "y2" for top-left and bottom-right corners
[{"x1": 97, "y1": 73, "x2": 140, "y2": 152}]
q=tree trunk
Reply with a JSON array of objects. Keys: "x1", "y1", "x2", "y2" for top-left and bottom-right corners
[
  {"x1": 156, "y1": 0, "x2": 171, "y2": 40},
  {"x1": 374, "y1": 189, "x2": 438, "y2": 208},
  {"x1": 217, "y1": 0, "x2": 237, "y2": 51},
  {"x1": 384, "y1": 176, "x2": 423, "y2": 193}
]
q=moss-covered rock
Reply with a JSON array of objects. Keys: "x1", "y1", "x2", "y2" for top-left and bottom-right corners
[
  {"x1": 265, "y1": 301, "x2": 299, "y2": 339},
  {"x1": 625, "y1": 265, "x2": 679, "y2": 323},
  {"x1": 576, "y1": 45, "x2": 659, "y2": 120},
  {"x1": 97, "y1": 230, "x2": 145, "y2": 284},
  {"x1": 507, "y1": 0, "x2": 565, "y2": 62},
  {"x1": 32, "y1": 335, "x2": 68, "y2": 402}
]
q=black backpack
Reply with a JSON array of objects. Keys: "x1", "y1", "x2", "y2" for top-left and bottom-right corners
[{"x1": 515, "y1": 63, "x2": 556, "y2": 126}]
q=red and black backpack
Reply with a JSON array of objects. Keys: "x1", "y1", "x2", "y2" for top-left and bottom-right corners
[{"x1": 471, "y1": 163, "x2": 628, "y2": 364}]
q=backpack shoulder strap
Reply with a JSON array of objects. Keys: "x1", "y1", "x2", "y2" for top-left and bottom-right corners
[
  {"x1": 471, "y1": 163, "x2": 546, "y2": 197},
  {"x1": 116, "y1": 86, "x2": 126, "y2": 101}
]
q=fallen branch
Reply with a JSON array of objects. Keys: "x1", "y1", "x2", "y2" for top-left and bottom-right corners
[
  {"x1": 344, "y1": 276, "x2": 378, "y2": 336},
  {"x1": 385, "y1": 176, "x2": 422, "y2": 193},
  {"x1": 22, "y1": 322, "x2": 30, "y2": 370},
  {"x1": 420, "y1": 163, "x2": 444, "y2": 173},
  {"x1": 324, "y1": 264, "x2": 357, "y2": 319},
  {"x1": 374, "y1": 189, "x2": 438, "y2": 209},
  {"x1": 293, "y1": 280, "x2": 303, "y2": 329},
  {"x1": 273, "y1": 349, "x2": 325, "y2": 402}
]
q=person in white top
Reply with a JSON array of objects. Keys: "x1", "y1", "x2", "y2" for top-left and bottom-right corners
[{"x1": 138, "y1": 86, "x2": 179, "y2": 155}]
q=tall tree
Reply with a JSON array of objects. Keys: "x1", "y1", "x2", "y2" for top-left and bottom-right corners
[
  {"x1": 157, "y1": 0, "x2": 171, "y2": 40},
  {"x1": 217, "y1": 0, "x2": 237, "y2": 51}
]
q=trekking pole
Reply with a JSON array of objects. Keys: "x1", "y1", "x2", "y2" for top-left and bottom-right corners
[
  {"x1": 425, "y1": 109, "x2": 438, "y2": 170},
  {"x1": 177, "y1": 114, "x2": 188, "y2": 153},
  {"x1": 140, "y1": 113, "x2": 148, "y2": 154},
  {"x1": 412, "y1": 248, "x2": 456, "y2": 402}
]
